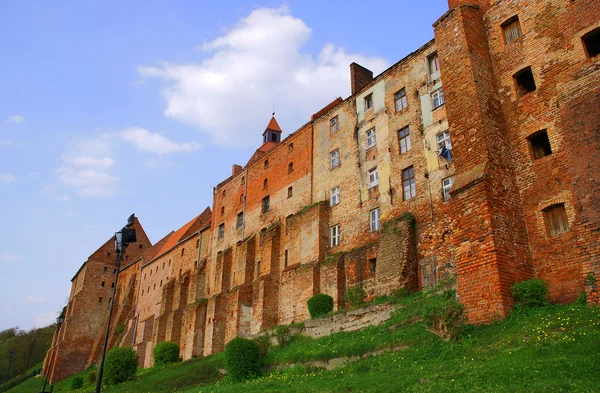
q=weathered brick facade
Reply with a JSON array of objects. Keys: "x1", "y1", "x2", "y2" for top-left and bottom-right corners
[{"x1": 45, "y1": 0, "x2": 600, "y2": 381}]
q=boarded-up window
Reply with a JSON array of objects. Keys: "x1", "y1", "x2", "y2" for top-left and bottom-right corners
[
  {"x1": 502, "y1": 16, "x2": 522, "y2": 44},
  {"x1": 420, "y1": 257, "x2": 437, "y2": 288},
  {"x1": 543, "y1": 204, "x2": 569, "y2": 236}
]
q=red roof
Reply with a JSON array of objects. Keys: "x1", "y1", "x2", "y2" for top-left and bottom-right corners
[{"x1": 262, "y1": 116, "x2": 282, "y2": 135}]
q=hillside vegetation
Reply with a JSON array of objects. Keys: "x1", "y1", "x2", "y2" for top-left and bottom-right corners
[{"x1": 8, "y1": 292, "x2": 600, "y2": 393}]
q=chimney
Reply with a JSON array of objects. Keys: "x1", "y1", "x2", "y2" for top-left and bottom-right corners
[
  {"x1": 350, "y1": 63, "x2": 374, "y2": 95},
  {"x1": 447, "y1": 0, "x2": 490, "y2": 12},
  {"x1": 232, "y1": 164, "x2": 243, "y2": 176}
]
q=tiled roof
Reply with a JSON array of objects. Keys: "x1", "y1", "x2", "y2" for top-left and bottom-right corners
[
  {"x1": 262, "y1": 116, "x2": 282, "y2": 134},
  {"x1": 247, "y1": 141, "x2": 277, "y2": 165}
]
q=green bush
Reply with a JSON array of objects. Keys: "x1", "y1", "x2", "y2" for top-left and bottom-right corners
[
  {"x1": 307, "y1": 293, "x2": 334, "y2": 318},
  {"x1": 511, "y1": 279, "x2": 549, "y2": 307},
  {"x1": 392, "y1": 287, "x2": 410, "y2": 299},
  {"x1": 114, "y1": 324, "x2": 125, "y2": 335},
  {"x1": 87, "y1": 370, "x2": 97, "y2": 385},
  {"x1": 153, "y1": 341, "x2": 181, "y2": 366},
  {"x1": 70, "y1": 376, "x2": 83, "y2": 390},
  {"x1": 104, "y1": 346, "x2": 138, "y2": 385},
  {"x1": 423, "y1": 294, "x2": 464, "y2": 341},
  {"x1": 225, "y1": 337, "x2": 261, "y2": 382},
  {"x1": 253, "y1": 334, "x2": 271, "y2": 357},
  {"x1": 274, "y1": 325, "x2": 292, "y2": 347},
  {"x1": 345, "y1": 286, "x2": 367, "y2": 308}
]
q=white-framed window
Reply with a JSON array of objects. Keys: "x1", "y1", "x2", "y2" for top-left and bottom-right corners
[
  {"x1": 428, "y1": 52, "x2": 440, "y2": 77},
  {"x1": 370, "y1": 208, "x2": 381, "y2": 232},
  {"x1": 398, "y1": 126, "x2": 411, "y2": 154},
  {"x1": 330, "y1": 225, "x2": 340, "y2": 247},
  {"x1": 218, "y1": 223, "x2": 225, "y2": 239},
  {"x1": 394, "y1": 89, "x2": 407, "y2": 111},
  {"x1": 442, "y1": 176, "x2": 454, "y2": 201},
  {"x1": 330, "y1": 116, "x2": 339, "y2": 134},
  {"x1": 366, "y1": 128, "x2": 377, "y2": 149},
  {"x1": 402, "y1": 166, "x2": 416, "y2": 200},
  {"x1": 436, "y1": 130, "x2": 452, "y2": 151},
  {"x1": 368, "y1": 167, "x2": 379, "y2": 188},
  {"x1": 330, "y1": 149, "x2": 340, "y2": 169},
  {"x1": 432, "y1": 88, "x2": 445, "y2": 109},
  {"x1": 330, "y1": 186, "x2": 340, "y2": 206},
  {"x1": 365, "y1": 93, "x2": 373, "y2": 110}
]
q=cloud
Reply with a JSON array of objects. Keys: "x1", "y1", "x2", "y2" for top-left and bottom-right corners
[
  {"x1": 138, "y1": 6, "x2": 388, "y2": 147},
  {"x1": 120, "y1": 127, "x2": 201, "y2": 155},
  {"x1": 0, "y1": 174, "x2": 15, "y2": 184},
  {"x1": 6, "y1": 115, "x2": 25, "y2": 125},
  {"x1": 34, "y1": 311, "x2": 59, "y2": 328},
  {"x1": 1, "y1": 253, "x2": 22, "y2": 264},
  {"x1": 0, "y1": 141, "x2": 11, "y2": 147},
  {"x1": 63, "y1": 155, "x2": 114, "y2": 169},
  {"x1": 58, "y1": 168, "x2": 119, "y2": 197},
  {"x1": 41, "y1": 184, "x2": 69, "y2": 202},
  {"x1": 21, "y1": 295, "x2": 46, "y2": 304}
]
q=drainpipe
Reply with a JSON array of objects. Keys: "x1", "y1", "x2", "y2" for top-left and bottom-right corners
[{"x1": 241, "y1": 167, "x2": 249, "y2": 241}]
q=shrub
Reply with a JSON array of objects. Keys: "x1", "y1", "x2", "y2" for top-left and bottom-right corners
[
  {"x1": 274, "y1": 325, "x2": 292, "y2": 347},
  {"x1": 225, "y1": 337, "x2": 260, "y2": 382},
  {"x1": 114, "y1": 324, "x2": 125, "y2": 335},
  {"x1": 345, "y1": 286, "x2": 367, "y2": 308},
  {"x1": 423, "y1": 294, "x2": 464, "y2": 341},
  {"x1": 392, "y1": 287, "x2": 410, "y2": 299},
  {"x1": 70, "y1": 376, "x2": 83, "y2": 390},
  {"x1": 307, "y1": 293, "x2": 334, "y2": 319},
  {"x1": 104, "y1": 346, "x2": 138, "y2": 385},
  {"x1": 577, "y1": 291, "x2": 587, "y2": 305},
  {"x1": 153, "y1": 341, "x2": 181, "y2": 366},
  {"x1": 87, "y1": 370, "x2": 97, "y2": 385},
  {"x1": 511, "y1": 279, "x2": 548, "y2": 307},
  {"x1": 253, "y1": 334, "x2": 271, "y2": 357}
]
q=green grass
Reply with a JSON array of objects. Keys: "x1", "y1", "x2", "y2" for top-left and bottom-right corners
[{"x1": 8, "y1": 293, "x2": 600, "y2": 393}]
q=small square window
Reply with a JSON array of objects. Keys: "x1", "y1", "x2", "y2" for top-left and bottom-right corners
[
  {"x1": 442, "y1": 176, "x2": 454, "y2": 202},
  {"x1": 543, "y1": 204, "x2": 569, "y2": 236},
  {"x1": 514, "y1": 67, "x2": 536, "y2": 95},
  {"x1": 218, "y1": 223, "x2": 225, "y2": 239},
  {"x1": 398, "y1": 126, "x2": 411, "y2": 154},
  {"x1": 365, "y1": 94, "x2": 373, "y2": 110},
  {"x1": 582, "y1": 27, "x2": 600, "y2": 58},
  {"x1": 330, "y1": 186, "x2": 340, "y2": 206},
  {"x1": 330, "y1": 225, "x2": 340, "y2": 247},
  {"x1": 236, "y1": 212, "x2": 244, "y2": 230},
  {"x1": 527, "y1": 130, "x2": 552, "y2": 159},
  {"x1": 330, "y1": 149, "x2": 340, "y2": 169},
  {"x1": 330, "y1": 116, "x2": 339, "y2": 134},
  {"x1": 370, "y1": 208, "x2": 381, "y2": 232},
  {"x1": 262, "y1": 196, "x2": 270, "y2": 213},
  {"x1": 402, "y1": 166, "x2": 416, "y2": 200},
  {"x1": 368, "y1": 167, "x2": 379, "y2": 188},
  {"x1": 394, "y1": 89, "x2": 407, "y2": 111},
  {"x1": 502, "y1": 16, "x2": 522, "y2": 44},
  {"x1": 366, "y1": 128, "x2": 377, "y2": 149},
  {"x1": 432, "y1": 88, "x2": 445, "y2": 109},
  {"x1": 287, "y1": 186, "x2": 293, "y2": 198}
]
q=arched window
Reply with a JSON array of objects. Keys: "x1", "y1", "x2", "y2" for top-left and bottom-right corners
[{"x1": 288, "y1": 162, "x2": 294, "y2": 173}]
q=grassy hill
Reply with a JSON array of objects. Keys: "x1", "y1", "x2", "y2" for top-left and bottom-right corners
[{"x1": 8, "y1": 292, "x2": 600, "y2": 393}]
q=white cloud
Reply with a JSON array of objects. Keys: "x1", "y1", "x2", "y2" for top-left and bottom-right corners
[
  {"x1": 63, "y1": 155, "x2": 114, "y2": 169},
  {"x1": 120, "y1": 127, "x2": 201, "y2": 155},
  {"x1": 143, "y1": 157, "x2": 175, "y2": 168},
  {"x1": 1, "y1": 253, "x2": 22, "y2": 264},
  {"x1": 0, "y1": 173, "x2": 15, "y2": 184},
  {"x1": 34, "y1": 311, "x2": 59, "y2": 328},
  {"x1": 21, "y1": 295, "x2": 46, "y2": 304},
  {"x1": 138, "y1": 6, "x2": 388, "y2": 147},
  {"x1": 41, "y1": 184, "x2": 69, "y2": 202},
  {"x1": 6, "y1": 115, "x2": 25, "y2": 125},
  {"x1": 58, "y1": 167, "x2": 119, "y2": 197}
]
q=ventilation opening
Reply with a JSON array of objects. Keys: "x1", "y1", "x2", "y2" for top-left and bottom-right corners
[
  {"x1": 513, "y1": 67, "x2": 536, "y2": 95},
  {"x1": 543, "y1": 204, "x2": 569, "y2": 237},
  {"x1": 527, "y1": 130, "x2": 552, "y2": 159},
  {"x1": 582, "y1": 27, "x2": 600, "y2": 58}
]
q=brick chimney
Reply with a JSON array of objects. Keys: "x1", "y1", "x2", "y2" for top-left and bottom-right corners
[
  {"x1": 350, "y1": 63, "x2": 373, "y2": 95},
  {"x1": 447, "y1": 0, "x2": 490, "y2": 12},
  {"x1": 232, "y1": 164, "x2": 243, "y2": 176}
]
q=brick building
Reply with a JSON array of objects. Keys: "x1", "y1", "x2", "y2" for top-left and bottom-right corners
[{"x1": 44, "y1": 0, "x2": 600, "y2": 382}]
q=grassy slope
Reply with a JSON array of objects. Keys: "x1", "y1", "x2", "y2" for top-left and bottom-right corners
[{"x1": 9, "y1": 293, "x2": 600, "y2": 393}]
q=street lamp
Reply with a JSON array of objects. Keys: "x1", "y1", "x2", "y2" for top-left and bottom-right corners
[
  {"x1": 4, "y1": 351, "x2": 14, "y2": 392},
  {"x1": 95, "y1": 214, "x2": 136, "y2": 393},
  {"x1": 40, "y1": 308, "x2": 65, "y2": 393}
]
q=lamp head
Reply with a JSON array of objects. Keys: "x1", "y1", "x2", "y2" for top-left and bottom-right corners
[{"x1": 126, "y1": 214, "x2": 135, "y2": 227}]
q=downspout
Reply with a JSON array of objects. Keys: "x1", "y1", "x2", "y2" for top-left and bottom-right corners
[
  {"x1": 131, "y1": 257, "x2": 144, "y2": 347},
  {"x1": 241, "y1": 167, "x2": 249, "y2": 241}
]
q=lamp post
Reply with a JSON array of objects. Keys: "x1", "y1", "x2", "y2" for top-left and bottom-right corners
[
  {"x1": 4, "y1": 351, "x2": 14, "y2": 392},
  {"x1": 40, "y1": 309, "x2": 65, "y2": 393},
  {"x1": 95, "y1": 214, "x2": 136, "y2": 393}
]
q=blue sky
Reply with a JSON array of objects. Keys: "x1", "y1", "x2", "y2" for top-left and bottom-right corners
[{"x1": 0, "y1": 0, "x2": 448, "y2": 330}]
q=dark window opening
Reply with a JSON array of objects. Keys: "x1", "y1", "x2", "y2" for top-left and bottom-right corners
[
  {"x1": 221, "y1": 206, "x2": 225, "y2": 216},
  {"x1": 527, "y1": 130, "x2": 552, "y2": 159},
  {"x1": 263, "y1": 178, "x2": 268, "y2": 188},
  {"x1": 139, "y1": 244, "x2": 143, "y2": 249},
  {"x1": 514, "y1": 67, "x2": 536, "y2": 95},
  {"x1": 218, "y1": 223, "x2": 225, "y2": 239},
  {"x1": 236, "y1": 212, "x2": 244, "y2": 229},
  {"x1": 288, "y1": 162, "x2": 294, "y2": 173},
  {"x1": 368, "y1": 258, "x2": 377, "y2": 274},
  {"x1": 264, "y1": 159, "x2": 269, "y2": 168},
  {"x1": 104, "y1": 266, "x2": 108, "y2": 273},
  {"x1": 582, "y1": 27, "x2": 600, "y2": 58},
  {"x1": 289, "y1": 143, "x2": 294, "y2": 151},
  {"x1": 284, "y1": 250, "x2": 288, "y2": 268},
  {"x1": 181, "y1": 248, "x2": 185, "y2": 256},
  {"x1": 101, "y1": 281, "x2": 105, "y2": 287},
  {"x1": 543, "y1": 204, "x2": 569, "y2": 236},
  {"x1": 111, "y1": 282, "x2": 115, "y2": 288},
  {"x1": 262, "y1": 196, "x2": 270, "y2": 213},
  {"x1": 271, "y1": 133, "x2": 277, "y2": 142},
  {"x1": 98, "y1": 297, "x2": 103, "y2": 303},
  {"x1": 287, "y1": 186, "x2": 293, "y2": 198}
]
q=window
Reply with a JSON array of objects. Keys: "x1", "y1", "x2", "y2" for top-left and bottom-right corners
[
  {"x1": 263, "y1": 178, "x2": 268, "y2": 188},
  {"x1": 196, "y1": 239, "x2": 200, "y2": 248},
  {"x1": 402, "y1": 166, "x2": 416, "y2": 200},
  {"x1": 111, "y1": 282, "x2": 115, "y2": 288},
  {"x1": 287, "y1": 186, "x2": 293, "y2": 198},
  {"x1": 264, "y1": 159, "x2": 269, "y2": 168},
  {"x1": 330, "y1": 225, "x2": 340, "y2": 247},
  {"x1": 262, "y1": 196, "x2": 270, "y2": 213},
  {"x1": 543, "y1": 204, "x2": 569, "y2": 236},
  {"x1": 330, "y1": 116, "x2": 339, "y2": 134},
  {"x1": 442, "y1": 176, "x2": 454, "y2": 201},
  {"x1": 394, "y1": 89, "x2": 407, "y2": 111},
  {"x1": 222, "y1": 189, "x2": 226, "y2": 197},
  {"x1": 221, "y1": 206, "x2": 225, "y2": 216},
  {"x1": 368, "y1": 167, "x2": 379, "y2": 188},
  {"x1": 241, "y1": 176, "x2": 245, "y2": 185},
  {"x1": 289, "y1": 143, "x2": 294, "y2": 151},
  {"x1": 330, "y1": 186, "x2": 340, "y2": 206},
  {"x1": 160, "y1": 280, "x2": 163, "y2": 287},
  {"x1": 370, "y1": 208, "x2": 381, "y2": 232},
  {"x1": 181, "y1": 248, "x2": 185, "y2": 256},
  {"x1": 432, "y1": 88, "x2": 445, "y2": 109},
  {"x1": 218, "y1": 223, "x2": 225, "y2": 239},
  {"x1": 284, "y1": 250, "x2": 289, "y2": 268},
  {"x1": 436, "y1": 130, "x2": 452, "y2": 153},
  {"x1": 527, "y1": 130, "x2": 552, "y2": 159},
  {"x1": 101, "y1": 281, "x2": 105, "y2": 287},
  {"x1": 428, "y1": 52, "x2": 440, "y2": 77},
  {"x1": 582, "y1": 27, "x2": 600, "y2": 57},
  {"x1": 365, "y1": 93, "x2": 373, "y2": 110},
  {"x1": 514, "y1": 67, "x2": 536, "y2": 95},
  {"x1": 502, "y1": 16, "x2": 522, "y2": 43},
  {"x1": 103, "y1": 266, "x2": 108, "y2": 273},
  {"x1": 98, "y1": 297, "x2": 103, "y2": 303},
  {"x1": 366, "y1": 128, "x2": 377, "y2": 149},
  {"x1": 330, "y1": 149, "x2": 340, "y2": 169},
  {"x1": 236, "y1": 212, "x2": 244, "y2": 230},
  {"x1": 288, "y1": 162, "x2": 294, "y2": 173},
  {"x1": 368, "y1": 258, "x2": 377, "y2": 274},
  {"x1": 398, "y1": 126, "x2": 411, "y2": 154}
]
